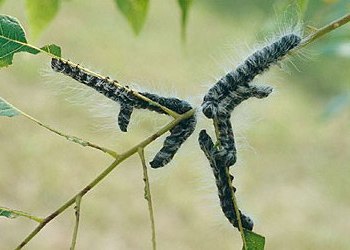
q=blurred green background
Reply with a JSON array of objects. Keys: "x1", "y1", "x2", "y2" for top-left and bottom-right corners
[{"x1": 1, "y1": 0, "x2": 349, "y2": 249}]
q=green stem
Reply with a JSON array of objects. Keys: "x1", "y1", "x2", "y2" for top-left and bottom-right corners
[
  {"x1": 70, "y1": 195, "x2": 82, "y2": 250},
  {"x1": 293, "y1": 13, "x2": 350, "y2": 51},
  {"x1": 15, "y1": 109, "x2": 195, "y2": 249},
  {"x1": 0, "y1": 207, "x2": 43, "y2": 223},
  {"x1": 138, "y1": 148, "x2": 157, "y2": 250},
  {"x1": 224, "y1": 168, "x2": 247, "y2": 250},
  {"x1": 2, "y1": 98, "x2": 118, "y2": 158}
]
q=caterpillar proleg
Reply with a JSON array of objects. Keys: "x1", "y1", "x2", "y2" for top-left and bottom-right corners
[
  {"x1": 51, "y1": 58, "x2": 197, "y2": 168},
  {"x1": 118, "y1": 103, "x2": 133, "y2": 132}
]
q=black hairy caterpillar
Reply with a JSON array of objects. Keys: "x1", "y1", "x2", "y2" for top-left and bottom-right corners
[
  {"x1": 51, "y1": 58, "x2": 197, "y2": 168},
  {"x1": 198, "y1": 130, "x2": 253, "y2": 231},
  {"x1": 200, "y1": 34, "x2": 299, "y2": 171},
  {"x1": 150, "y1": 115, "x2": 196, "y2": 168},
  {"x1": 196, "y1": 34, "x2": 301, "y2": 231},
  {"x1": 214, "y1": 84, "x2": 273, "y2": 169},
  {"x1": 202, "y1": 34, "x2": 301, "y2": 119}
]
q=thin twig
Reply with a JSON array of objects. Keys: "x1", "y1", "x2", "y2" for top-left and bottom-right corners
[
  {"x1": 294, "y1": 13, "x2": 350, "y2": 51},
  {"x1": 1, "y1": 97, "x2": 118, "y2": 158},
  {"x1": 225, "y1": 167, "x2": 247, "y2": 250},
  {"x1": 0, "y1": 207, "x2": 44, "y2": 223},
  {"x1": 16, "y1": 109, "x2": 195, "y2": 249},
  {"x1": 70, "y1": 195, "x2": 82, "y2": 250},
  {"x1": 138, "y1": 148, "x2": 157, "y2": 250}
]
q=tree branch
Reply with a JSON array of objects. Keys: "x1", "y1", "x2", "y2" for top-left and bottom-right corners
[
  {"x1": 0, "y1": 207, "x2": 43, "y2": 223},
  {"x1": 138, "y1": 148, "x2": 157, "y2": 250},
  {"x1": 2, "y1": 98, "x2": 118, "y2": 158},
  {"x1": 15, "y1": 109, "x2": 195, "y2": 249},
  {"x1": 70, "y1": 195, "x2": 82, "y2": 250},
  {"x1": 294, "y1": 13, "x2": 350, "y2": 51}
]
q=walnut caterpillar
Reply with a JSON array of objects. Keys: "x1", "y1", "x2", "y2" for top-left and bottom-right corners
[
  {"x1": 51, "y1": 58, "x2": 197, "y2": 168},
  {"x1": 51, "y1": 32, "x2": 302, "y2": 231},
  {"x1": 199, "y1": 33, "x2": 302, "y2": 230},
  {"x1": 202, "y1": 34, "x2": 301, "y2": 119}
]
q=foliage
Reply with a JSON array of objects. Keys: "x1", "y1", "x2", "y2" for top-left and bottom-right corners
[
  {"x1": 25, "y1": 0, "x2": 60, "y2": 39},
  {"x1": 178, "y1": 0, "x2": 193, "y2": 39},
  {"x1": 0, "y1": 0, "x2": 193, "y2": 38},
  {"x1": 114, "y1": 0, "x2": 149, "y2": 35},
  {"x1": 0, "y1": 15, "x2": 39, "y2": 67},
  {"x1": 0, "y1": 15, "x2": 61, "y2": 68}
]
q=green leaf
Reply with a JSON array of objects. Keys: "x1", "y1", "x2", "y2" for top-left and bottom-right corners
[
  {"x1": 25, "y1": 0, "x2": 60, "y2": 39},
  {"x1": 0, "y1": 15, "x2": 40, "y2": 68},
  {"x1": 243, "y1": 230, "x2": 265, "y2": 250},
  {"x1": 178, "y1": 0, "x2": 193, "y2": 39},
  {"x1": 0, "y1": 97, "x2": 20, "y2": 117},
  {"x1": 41, "y1": 44, "x2": 61, "y2": 57},
  {"x1": 115, "y1": 0, "x2": 149, "y2": 35},
  {"x1": 0, "y1": 208, "x2": 18, "y2": 219}
]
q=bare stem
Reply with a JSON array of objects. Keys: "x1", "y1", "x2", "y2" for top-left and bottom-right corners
[
  {"x1": 1, "y1": 98, "x2": 118, "y2": 158},
  {"x1": 138, "y1": 148, "x2": 157, "y2": 250},
  {"x1": 224, "y1": 167, "x2": 247, "y2": 250},
  {"x1": 15, "y1": 109, "x2": 195, "y2": 249},
  {"x1": 294, "y1": 13, "x2": 350, "y2": 51},
  {"x1": 70, "y1": 195, "x2": 82, "y2": 250},
  {"x1": 0, "y1": 207, "x2": 43, "y2": 223}
]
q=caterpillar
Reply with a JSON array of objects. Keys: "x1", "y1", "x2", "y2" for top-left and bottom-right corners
[
  {"x1": 216, "y1": 83, "x2": 273, "y2": 117},
  {"x1": 198, "y1": 130, "x2": 253, "y2": 231},
  {"x1": 51, "y1": 58, "x2": 197, "y2": 168},
  {"x1": 202, "y1": 33, "x2": 301, "y2": 119},
  {"x1": 197, "y1": 33, "x2": 301, "y2": 231},
  {"x1": 150, "y1": 115, "x2": 196, "y2": 168},
  {"x1": 118, "y1": 102, "x2": 133, "y2": 132}
]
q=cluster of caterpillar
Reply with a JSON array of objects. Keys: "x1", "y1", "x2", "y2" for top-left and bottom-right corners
[
  {"x1": 51, "y1": 33, "x2": 302, "y2": 230},
  {"x1": 199, "y1": 34, "x2": 302, "y2": 230},
  {"x1": 51, "y1": 58, "x2": 196, "y2": 168}
]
